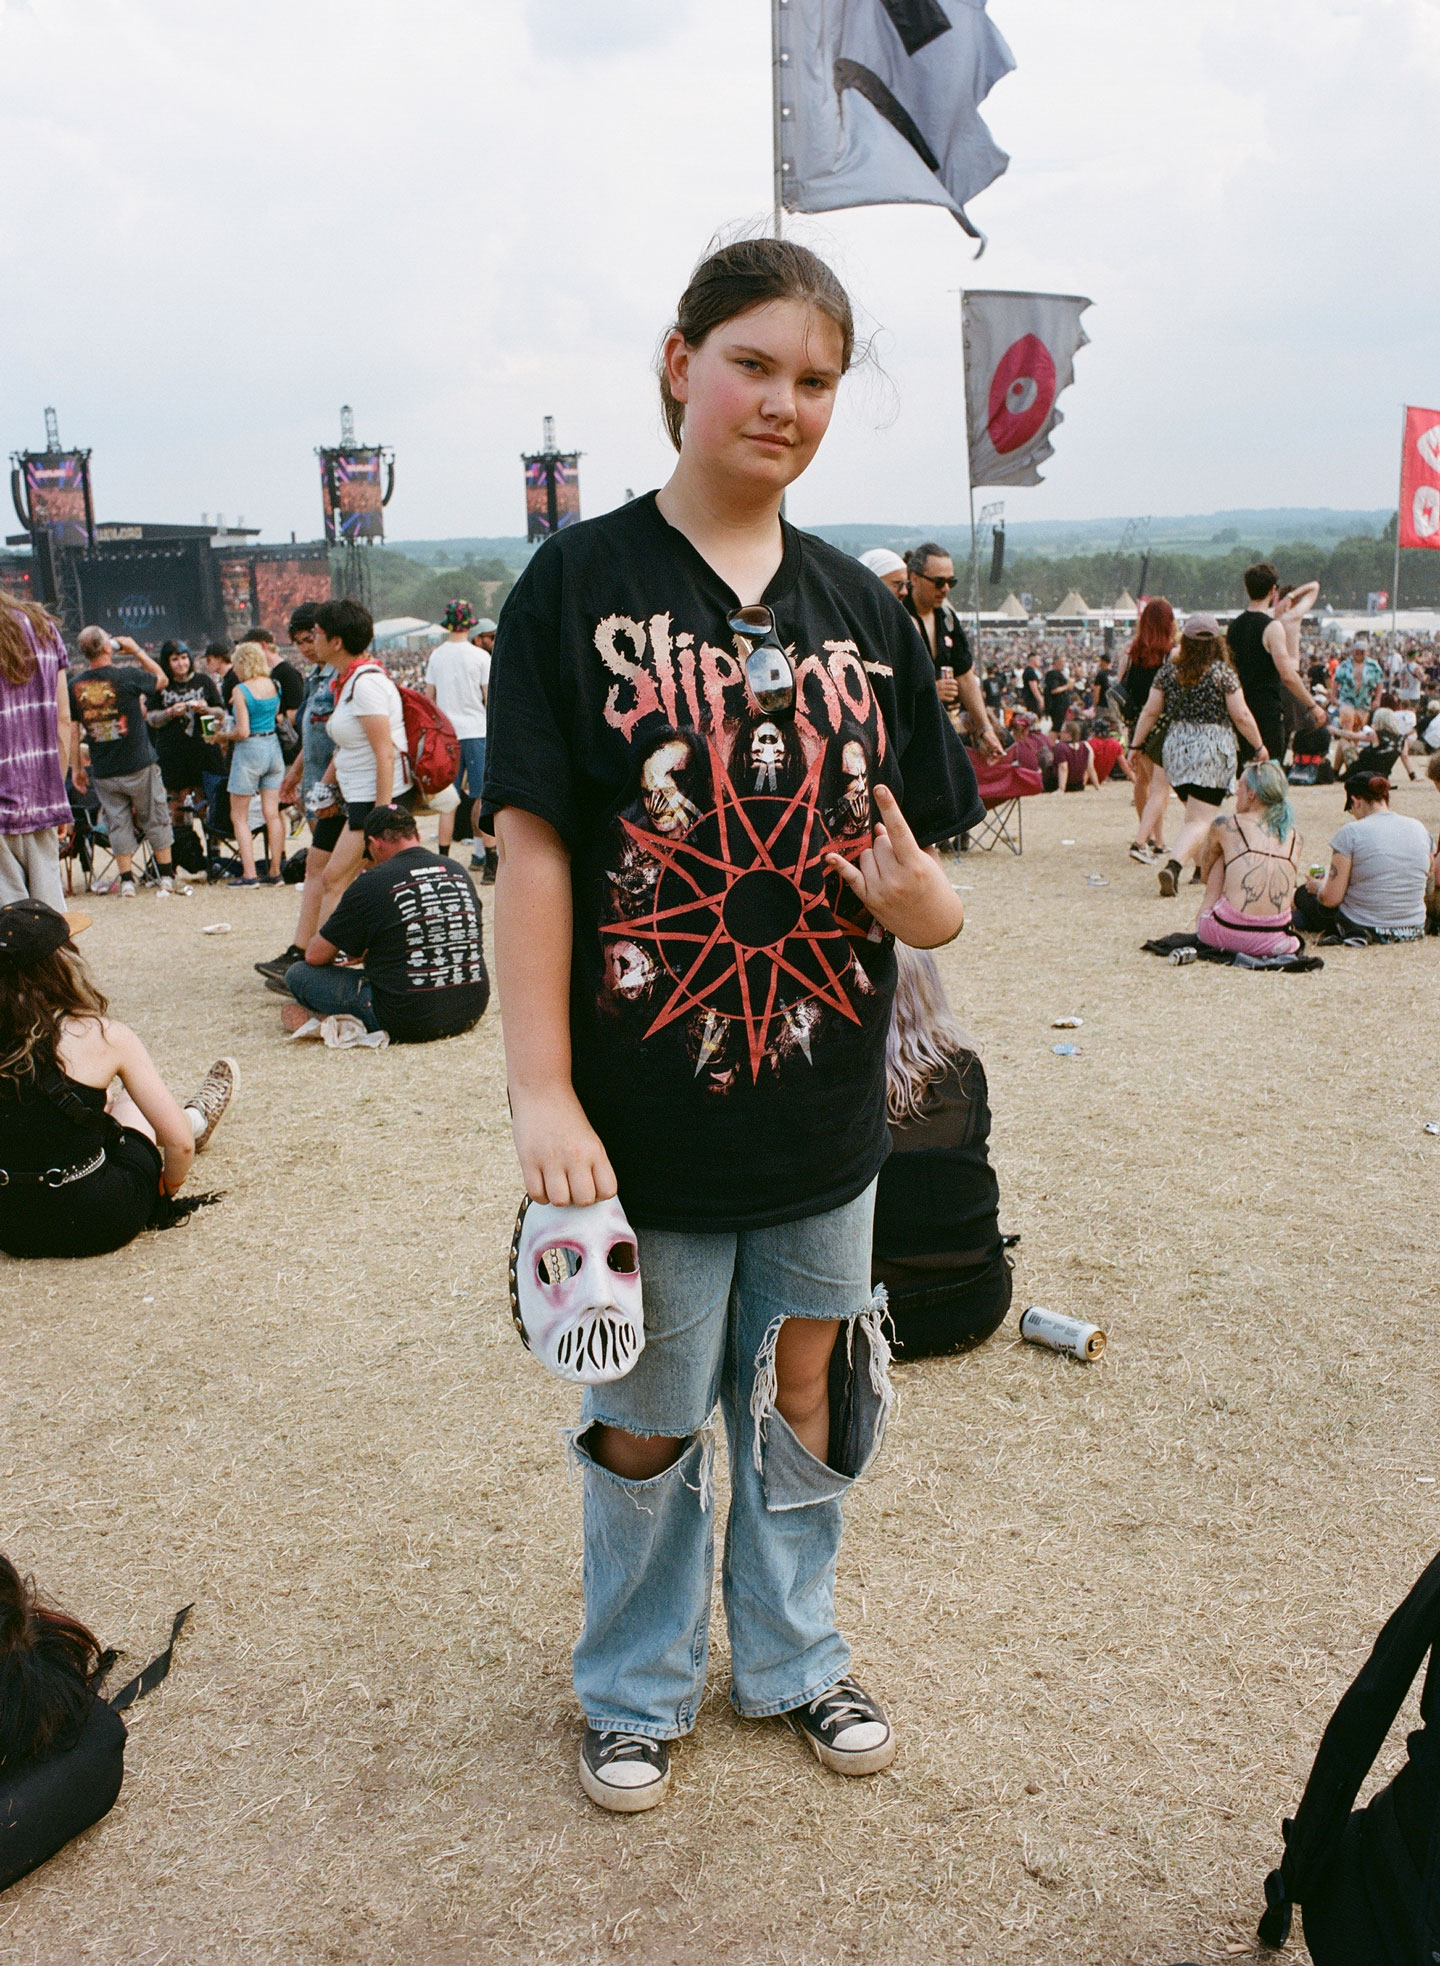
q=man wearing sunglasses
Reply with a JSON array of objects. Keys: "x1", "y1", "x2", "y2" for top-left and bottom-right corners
[{"x1": 902, "y1": 545, "x2": 1003, "y2": 760}]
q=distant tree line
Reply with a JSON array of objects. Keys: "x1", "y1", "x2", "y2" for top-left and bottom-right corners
[
  {"x1": 343, "y1": 549, "x2": 515, "y2": 624},
  {"x1": 997, "y1": 517, "x2": 1439, "y2": 613}
]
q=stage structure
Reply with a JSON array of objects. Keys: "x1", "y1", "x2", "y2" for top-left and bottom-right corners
[
  {"x1": 318, "y1": 404, "x2": 395, "y2": 611},
  {"x1": 523, "y1": 416, "x2": 582, "y2": 542},
  {"x1": 4, "y1": 405, "x2": 332, "y2": 644}
]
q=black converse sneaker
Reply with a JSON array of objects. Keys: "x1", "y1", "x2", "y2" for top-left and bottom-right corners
[
  {"x1": 784, "y1": 1678, "x2": 895, "y2": 1775},
  {"x1": 255, "y1": 946, "x2": 305, "y2": 981},
  {"x1": 579, "y1": 1727, "x2": 671, "y2": 1812}
]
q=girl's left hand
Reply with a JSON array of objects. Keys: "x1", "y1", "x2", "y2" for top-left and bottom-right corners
[{"x1": 825, "y1": 784, "x2": 964, "y2": 949}]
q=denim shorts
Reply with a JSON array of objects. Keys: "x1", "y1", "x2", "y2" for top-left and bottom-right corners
[{"x1": 228, "y1": 734, "x2": 284, "y2": 796}]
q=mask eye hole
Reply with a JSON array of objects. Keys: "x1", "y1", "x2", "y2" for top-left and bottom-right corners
[
  {"x1": 537, "y1": 1245, "x2": 583, "y2": 1287},
  {"x1": 607, "y1": 1241, "x2": 638, "y2": 1276}
]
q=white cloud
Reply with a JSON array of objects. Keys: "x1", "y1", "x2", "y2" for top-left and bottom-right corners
[{"x1": 1, "y1": 0, "x2": 1436, "y2": 544}]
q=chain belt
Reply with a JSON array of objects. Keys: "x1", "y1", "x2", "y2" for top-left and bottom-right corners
[{"x1": 0, "y1": 1147, "x2": 107, "y2": 1189}]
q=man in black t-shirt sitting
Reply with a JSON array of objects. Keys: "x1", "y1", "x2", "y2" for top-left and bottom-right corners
[{"x1": 281, "y1": 807, "x2": 489, "y2": 1043}]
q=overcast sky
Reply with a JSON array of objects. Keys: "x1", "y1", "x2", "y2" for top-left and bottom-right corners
[{"x1": 2, "y1": 0, "x2": 1436, "y2": 544}]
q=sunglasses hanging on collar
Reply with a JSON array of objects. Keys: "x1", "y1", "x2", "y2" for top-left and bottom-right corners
[{"x1": 727, "y1": 605, "x2": 796, "y2": 719}]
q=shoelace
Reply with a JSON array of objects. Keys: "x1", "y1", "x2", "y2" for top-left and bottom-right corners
[
  {"x1": 190, "y1": 1075, "x2": 230, "y2": 1121},
  {"x1": 808, "y1": 1682, "x2": 874, "y2": 1734},
  {"x1": 598, "y1": 1732, "x2": 654, "y2": 1763}
]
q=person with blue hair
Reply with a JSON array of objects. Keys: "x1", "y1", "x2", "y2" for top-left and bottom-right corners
[{"x1": 1193, "y1": 760, "x2": 1303, "y2": 957}]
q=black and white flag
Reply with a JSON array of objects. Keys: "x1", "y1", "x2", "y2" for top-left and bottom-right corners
[{"x1": 779, "y1": 0, "x2": 1015, "y2": 244}]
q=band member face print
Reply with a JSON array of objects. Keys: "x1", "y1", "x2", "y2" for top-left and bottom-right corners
[{"x1": 599, "y1": 611, "x2": 887, "y2": 1093}]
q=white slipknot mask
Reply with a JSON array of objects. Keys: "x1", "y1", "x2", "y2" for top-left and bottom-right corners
[{"x1": 508, "y1": 1195, "x2": 645, "y2": 1385}]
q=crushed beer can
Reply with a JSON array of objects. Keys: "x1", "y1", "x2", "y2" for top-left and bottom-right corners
[
  {"x1": 1019, "y1": 1306, "x2": 1106, "y2": 1362},
  {"x1": 1169, "y1": 947, "x2": 1198, "y2": 966}
]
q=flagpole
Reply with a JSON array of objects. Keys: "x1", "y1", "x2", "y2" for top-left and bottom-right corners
[
  {"x1": 1392, "y1": 403, "x2": 1404, "y2": 638},
  {"x1": 771, "y1": 0, "x2": 785, "y2": 239}
]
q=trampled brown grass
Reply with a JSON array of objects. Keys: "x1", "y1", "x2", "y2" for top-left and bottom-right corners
[{"x1": 3, "y1": 776, "x2": 1438, "y2": 1964}]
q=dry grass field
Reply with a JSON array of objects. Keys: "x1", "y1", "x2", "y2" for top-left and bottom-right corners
[{"x1": 3, "y1": 775, "x2": 1438, "y2": 1965}]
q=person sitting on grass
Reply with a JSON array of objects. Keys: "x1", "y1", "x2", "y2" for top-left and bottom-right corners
[
  {"x1": 871, "y1": 945, "x2": 1011, "y2": 1359},
  {"x1": 280, "y1": 805, "x2": 488, "y2": 1044},
  {"x1": 1291, "y1": 773, "x2": 1432, "y2": 945},
  {"x1": 0, "y1": 1551, "x2": 126, "y2": 1892},
  {"x1": 0, "y1": 900, "x2": 234, "y2": 1259},
  {"x1": 1194, "y1": 762, "x2": 1302, "y2": 958}
]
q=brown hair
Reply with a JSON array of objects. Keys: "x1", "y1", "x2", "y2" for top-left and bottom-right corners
[
  {"x1": 0, "y1": 1553, "x2": 109, "y2": 1768},
  {"x1": 1173, "y1": 633, "x2": 1231, "y2": 689},
  {"x1": 0, "y1": 597, "x2": 62, "y2": 689},
  {"x1": 659, "y1": 238, "x2": 856, "y2": 452},
  {"x1": 1243, "y1": 561, "x2": 1279, "y2": 601},
  {"x1": 0, "y1": 943, "x2": 109, "y2": 1087},
  {"x1": 1427, "y1": 750, "x2": 1440, "y2": 791}
]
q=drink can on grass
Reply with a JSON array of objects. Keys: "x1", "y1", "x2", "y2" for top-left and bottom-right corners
[{"x1": 1019, "y1": 1306, "x2": 1106, "y2": 1362}]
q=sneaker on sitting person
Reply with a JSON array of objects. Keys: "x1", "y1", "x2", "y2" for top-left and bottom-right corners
[
  {"x1": 157, "y1": 874, "x2": 174, "y2": 895},
  {"x1": 579, "y1": 1728, "x2": 670, "y2": 1813},
  {"x1": 255, "y1": 945, "x2": 305, "y2": 981},
  {"x1": 119, "y1": 879, "x2": 137, "y2": 899},
  {"x1": 184, "y1": 1058, "x2": 238, "y2": 1151},
  {"x1": 783, "y1": 1677, "x2": 895, "y2": 1776}
]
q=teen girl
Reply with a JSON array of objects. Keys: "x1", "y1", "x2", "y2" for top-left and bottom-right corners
[{"x1": 485, "y1": 239, "x2": 982, "y2": 1811}]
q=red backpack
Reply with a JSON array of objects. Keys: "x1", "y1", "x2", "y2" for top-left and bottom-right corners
[{"x1": 342, "y1": 661, "x2": 461, "y2": 800}]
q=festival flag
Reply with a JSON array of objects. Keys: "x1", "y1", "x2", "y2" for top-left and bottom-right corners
[
  {"x1": 1398, "y1": 406, "x2": 1440, "y2": 548},
  {"x1": 779, "y1": 0, "x2": 1015, "y2": 243},
  {"x1": 962, "y1": 290, "x2": 1091, "y2": 489}
]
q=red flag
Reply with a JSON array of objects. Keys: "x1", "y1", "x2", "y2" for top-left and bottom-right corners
[{"x1": 1399, "y1": 406, "x2": 1440, "y2": 548}]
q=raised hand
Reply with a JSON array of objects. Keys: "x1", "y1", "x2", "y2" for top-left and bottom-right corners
[{"x1": 825, "y1": 783, "x2": 964, "y2": 949}]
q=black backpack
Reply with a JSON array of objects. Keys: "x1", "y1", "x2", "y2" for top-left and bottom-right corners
[{"x1": 1258, "y1": 1547, "x2": 1440, "y2": 1960}]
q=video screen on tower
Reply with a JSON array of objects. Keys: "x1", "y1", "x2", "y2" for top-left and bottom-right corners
[
  {"x1": 23, "y1": 453, "x2": 91, "y2": 547},
  {"x1": 320, "y1": 449, "x2": 385, "y2": 543},
  {"x1": 524, "y1": 453, "x2": 581, "y2": 542}
]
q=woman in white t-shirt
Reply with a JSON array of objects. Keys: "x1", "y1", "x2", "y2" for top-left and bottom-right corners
[{"x1": 310, "y1": 601, "x2": 410, "y2": 925}]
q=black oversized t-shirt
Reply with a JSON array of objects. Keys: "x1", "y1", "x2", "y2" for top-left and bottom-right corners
[
  {"x1": 483, "y1": 492, "x2": 984, "y2": 1233},
  {"x1": 320, "y1": 846, "x2": 489, "y2": 1042},
  {"x1": 69, "y1": 664, "x2": 161, "y2": 778}
]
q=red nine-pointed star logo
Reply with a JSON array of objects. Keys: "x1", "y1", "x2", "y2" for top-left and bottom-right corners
[{"x1": 603, "y1": 738, "x2": 869, "y2": 1083}]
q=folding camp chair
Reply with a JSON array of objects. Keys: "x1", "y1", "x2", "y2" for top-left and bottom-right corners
[{"x1": 967, "y1": 754, "x2": 1045, "y2": 855}]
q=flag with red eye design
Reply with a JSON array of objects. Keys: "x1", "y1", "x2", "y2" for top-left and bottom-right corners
[
  {"x1": 1399, "y1": 407, "x2": 1440, "y2": 550},
  {"x1": 961, "y1": 290, "x2": 1092, "y2": 491}
]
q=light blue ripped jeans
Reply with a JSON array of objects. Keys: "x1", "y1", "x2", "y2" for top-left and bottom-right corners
[{"x1": 571, "y1": 1181, "x2": 891, "y2": 1741}]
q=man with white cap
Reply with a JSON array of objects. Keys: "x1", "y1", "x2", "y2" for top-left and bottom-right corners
[
  {"x1": 858, "y1": 547, "x2": 908, "y2": 600},
  {"x1": 424, "y1": 603, "x2": 494, "y2": 873}
]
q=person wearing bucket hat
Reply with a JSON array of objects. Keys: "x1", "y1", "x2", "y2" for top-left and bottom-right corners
[
  {"x1": 425, "y1": 608, "x2": 493, "y2": 871},
  {"x1": 0, "y1": 900, "x2": 236, "y2": 1258}
]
